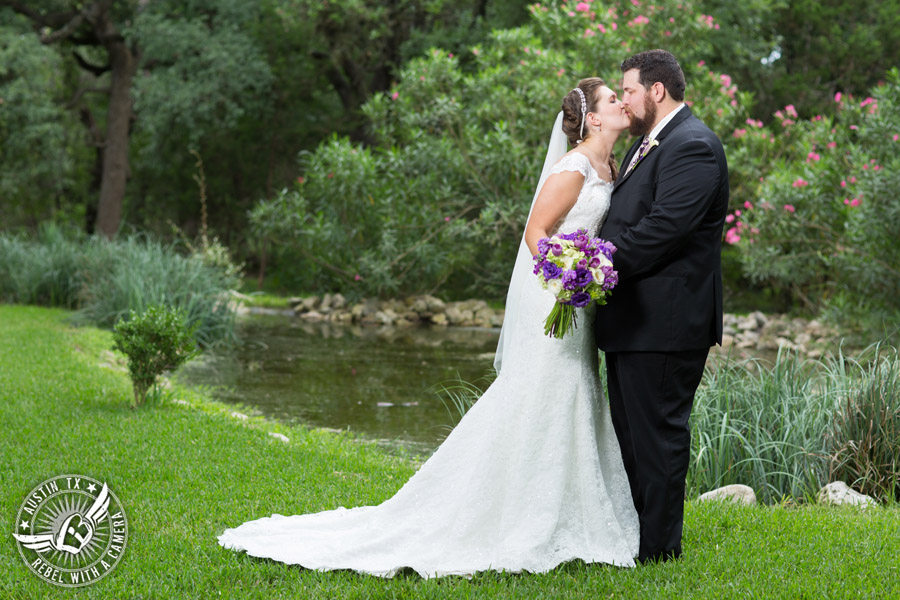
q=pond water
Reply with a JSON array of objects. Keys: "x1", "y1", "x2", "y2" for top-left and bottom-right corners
[{"x1": 175, "y1": 313, "x2": 500, "y2": 454}]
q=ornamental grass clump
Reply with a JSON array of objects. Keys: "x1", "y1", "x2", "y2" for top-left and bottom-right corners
[
  {"x1": 113, "y1": 305, "x2": 200, "y2": 408},
  {"x1": 827, "y1": 347, "x2": 900, "y2": 502}
]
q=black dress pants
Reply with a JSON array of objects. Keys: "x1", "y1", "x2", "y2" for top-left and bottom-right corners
[{"x1": 605, "y1": 348, "x2": 709, "y2": 562}]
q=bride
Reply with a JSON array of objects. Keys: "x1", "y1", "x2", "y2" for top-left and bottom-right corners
[{"x1": 218, "y1": 78, "x2": 638, "y2": 578}]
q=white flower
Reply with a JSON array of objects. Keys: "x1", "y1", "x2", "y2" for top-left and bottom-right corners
[
  {"x1": 548, "y1": 278, "x2": 563, "y2": 297},
  {"x1": 592, "y1": 268, "x2": 605, "y2": 285}
]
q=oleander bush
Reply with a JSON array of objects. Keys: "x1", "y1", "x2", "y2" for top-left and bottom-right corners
[{"x1": 730, "y1": 70, "x2": 900, "y2": 338}]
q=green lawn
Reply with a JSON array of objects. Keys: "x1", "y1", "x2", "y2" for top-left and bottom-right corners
[{"x1": 1, "y1": 304, "x2": 898, "y2": 599}]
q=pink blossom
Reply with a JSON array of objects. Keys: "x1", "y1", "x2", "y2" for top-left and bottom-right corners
[
  {"x1": 714, "y1": 23, "x2": 719, "y2": 29},
  {"x1": 698, "y1": 60, "x2": 705, "y2": 67},
  {"x1": 850, "y1": 176, "x2": 857, "y2": 184},
  {"x1": 556, "y1": 68, "x2": 566, "y2": 77},
  {"x1": 669, "y1": 17, "x2": 675, "y2": 22},
  {"x1": 843, "y1": 198, "x2": 850, "y2": 205},
  {"x1": 568, "y1": 11, "x2": 576, "y2": 16},
  {"x1": 751, "y1": 227, "x2": 759, "y2": 235},
  {"x1": 390, "y1": 91, "x2": 399, "y2": 100},
  {"x1": 354, "y1": 274, "x2": 362, "y2": 281},
  {"x1": 894, "y1": 134, "x2": 899, "y2": 142},
  {"x1": 725, "y1": 214, "x2": 735, "y2": 223},
  {"x1": 524, "y1": 47, "x2": 530, "y2": 53},
  {"x1": 785, "y1": 104, "x2": 798, "y2": 118},
  {"x1": 744, "y1": 201, "x2": 754, "y2": 209},
  {"x1": 444, "y1": 216, "x2": 451, "y2": 222},
  {"x1": 840, "y1": 180, "x2": 847, "y2": 188},
  {"x1": 448, "y1": 53, "x2": 454, "y2": 58},
  {"x1": 834, "y1": 92, "x2": 842, "y2": 103},
  {"x1": 420, "y1": 76, "x2": 425, "y2": 81},
  {"x1": 874, "y1": 165, "x2": 881, "y2": 171},
  {"x1": 850, "y1": 125, "x2": 859, "y2": 130},
  {"x1": 664, "y1": 30, "x2": 672, "y2": 36},
  {"x1": 735, "y1": 210, "x2": 742, "y2": 217},
  {"x1": 720, "y1": 74, "x2": 732, "y2": 88},
  {"x1": 792, "y1": 178, "x2": 809, "y2": 188},
  {"x1": 806, "y1": 152, "x2": 821, "y2": 162},
  {"x1": 827, "y1": 141, "x2": 836, "y2": 149},
  {"x1": 611, "y1": 21, "x2": 618, "y2": 29},
  {"x1": 472, "y1": 48, "x2": 480, "y2": 55},
  {"x1": 583, "y1": 28, "x2": 595, "y2": 37},
  {"x1": 725, "y1": 227, "x2": 741, "y2": 244},
  {"x1": 732, "y1": 128, "x2": 747, "y2": 138},
  {"x1": 297, "y1": 176, "x2": 305, "y2": 184},
  {"x1": 850, "y1": 198, "x2": 860, "y2": 207},
  {"x1": 784, "y1": 204, "x2": 796, "y2": 213},
  {"x1": 598, "y1": 23, "x2": 607, "y2": 33},
  {"x1": 863, "y1": 164, "x2": 868, "y2": 170},
  {"x1": 576, "y1": 2, "x2": 591, "y2": 11},
  {"x1": 731, "y1": 100, "x2": 738, "y2": 107}
]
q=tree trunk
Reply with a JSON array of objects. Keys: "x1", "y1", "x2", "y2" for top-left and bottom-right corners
[{"x1": 94, "y1": 37, "x2": 137, "y2": 239}]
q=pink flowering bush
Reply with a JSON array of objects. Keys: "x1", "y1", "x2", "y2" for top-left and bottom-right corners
[
  {"x1": 731, "y1": 69, "x2": 900, "y2": 334},
  {"x1": 252, "y1": 0, "x2": 759, "y2": 297}
]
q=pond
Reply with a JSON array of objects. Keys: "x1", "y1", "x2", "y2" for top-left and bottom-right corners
[{"x1": 176, "y1": 312, "x2": 500, "y2": 455}]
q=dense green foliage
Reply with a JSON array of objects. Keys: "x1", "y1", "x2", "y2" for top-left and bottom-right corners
[
  {"x1": 0, "y1": 224, "x2": 240, "y2": 346},
  {"x1": 2, "y1": 0, "x2": 899, "y2": 329},
  {"x1": 4, "y1": 305, "x2": 900, "y2": 598},
  {"x1": 732, "y1": 71, "x2": 900, "y2": 338},
  {"x1": 252, "y1": 0, "x2": 751, "y2": 297},
  {"x1": 113, "y1": 304, "x2": 200, "y2": 407}
]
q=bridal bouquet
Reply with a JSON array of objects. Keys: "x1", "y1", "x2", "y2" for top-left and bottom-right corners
[{"x1": 532, "y1": 229, "x2": 618, "y2": 338}]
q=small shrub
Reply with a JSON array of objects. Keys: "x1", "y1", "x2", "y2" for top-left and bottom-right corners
[{"x1": 113, "y1": 305, "x2": 200, "y2": 407}]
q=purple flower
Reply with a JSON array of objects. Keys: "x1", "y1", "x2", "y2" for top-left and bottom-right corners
[
  {"x1": 601, "y1": 265, "x2": 618, "y2": 290},
  {"x1": 562, "y1": 269, "x2": 578, "y2": 290},
  {"x1": 588, "y1": 256, "x2": 601, "y2": 268},
  {"x1": 570, "y1": 291, "x2": 592, "y2": 307},
  {"x1": 537, "y1": 238, "x2": 550, "y2": 256},
  {"x1": 551, "y1": 243, "x2": 563, "y2": 256},
  {"x1": 573, "y1": 268, "x2": 593, "y2": 288},
  {"x1": 599, "y1": 240, "x2": 617, "y2": 260},
  {"x1": 542, "y1": 262, "x2": 562, "y2": 279},
  {"x1": 577, "y1": 259, "x2": 588, "y2": 269}
]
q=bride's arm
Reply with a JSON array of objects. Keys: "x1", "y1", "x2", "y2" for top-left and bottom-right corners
[{"x1": 524, "y1": 171, "x2": 584, "y2": 256}]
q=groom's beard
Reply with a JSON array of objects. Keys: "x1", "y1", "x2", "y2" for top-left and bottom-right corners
[{"x1": 627, "y1": 95, "x2": 657, "y2": 137}]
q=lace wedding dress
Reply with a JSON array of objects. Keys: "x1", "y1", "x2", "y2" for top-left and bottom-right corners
[{"x1": 218, "y1": 151, "x2": 639, "y2": 577}]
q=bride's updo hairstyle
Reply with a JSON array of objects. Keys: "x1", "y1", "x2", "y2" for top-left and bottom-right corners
[{"x1": 561, "y1": 77, "x2": 618, "y2": 179}]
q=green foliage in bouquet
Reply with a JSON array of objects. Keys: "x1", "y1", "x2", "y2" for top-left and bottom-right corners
[{"x1": 113, "y1": 305, "x2": 200, "y2": 407}]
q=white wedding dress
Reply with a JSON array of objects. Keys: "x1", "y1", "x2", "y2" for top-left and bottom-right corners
[{"x1": 218, "y1": 151, "x2": 639, "y2": 577}]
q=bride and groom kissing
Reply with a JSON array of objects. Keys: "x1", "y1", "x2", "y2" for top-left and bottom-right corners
[{"x1": 218, "y1": 49, "x2": 729, "y2": 576}]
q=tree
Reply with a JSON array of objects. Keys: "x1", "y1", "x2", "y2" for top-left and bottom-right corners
[{"x1": 1, "y1": 0, "x2": 140, "y2": 238}]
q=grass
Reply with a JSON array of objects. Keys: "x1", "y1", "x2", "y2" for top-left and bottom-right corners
[{"x1": 2, "y1": 304, "x2": 900, "y2": 598}]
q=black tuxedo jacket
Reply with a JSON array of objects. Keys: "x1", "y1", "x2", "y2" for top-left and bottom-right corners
[{"x1": 595, "y1": 106, "x2": 729, "y2": 352}]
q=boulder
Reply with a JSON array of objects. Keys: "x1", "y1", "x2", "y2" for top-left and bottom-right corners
[
  {"x1": 817, "y1": 482, "x2": 877, "y2": 508},
  {"x1": 698, "y1": 484, "x2": 757, "y2": 506},
  {"x1": 424, "y1": 295, "x2": 446, "y2": 313},
  {"x1": 331, "y1": 293, "x2": 347, "y2": 309},
  {"x1": 430, "y1": 313, "x2": 449, "y2": 326}
]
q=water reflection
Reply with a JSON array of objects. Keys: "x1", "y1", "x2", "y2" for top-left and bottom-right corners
[{"x1": 176, "y1": 314, "x2": 500, "y2": 454}]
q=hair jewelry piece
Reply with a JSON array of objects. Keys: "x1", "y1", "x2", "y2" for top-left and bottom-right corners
[{"x1": 573, "y1": 87, "x2": 587, "y2": 143}]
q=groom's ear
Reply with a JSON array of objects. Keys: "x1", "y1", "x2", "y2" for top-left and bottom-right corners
[{"x1": 650, "y1": 81, "x2": 666, "y2": 102}]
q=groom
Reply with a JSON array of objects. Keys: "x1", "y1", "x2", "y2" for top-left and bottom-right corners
[{"x1": 595, "y1": 50, "x2": 728, "y2": 563}]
